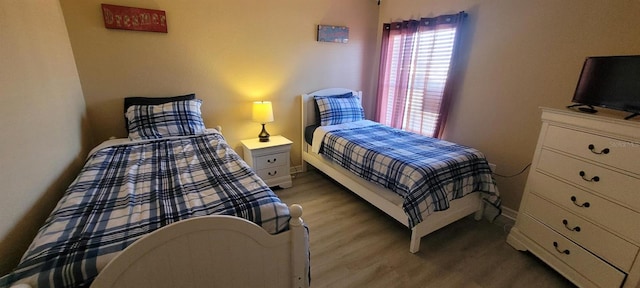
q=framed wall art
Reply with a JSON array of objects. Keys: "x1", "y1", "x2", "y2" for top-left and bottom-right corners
[
  {"x1": 317, "y1": 25, "x2": 349, "y2": 44},
  {"x1": 101, "y1": 4, "x2": 167, "y2": 33}
]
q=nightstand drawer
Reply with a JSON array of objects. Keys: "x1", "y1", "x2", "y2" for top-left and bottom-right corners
[
  {"x1": 537, "y1": 149, "x2": 640, "y2": 211},
  {"x1": 256, "y1": 165, "x2": 290, "y2": 181},
  {"x1": 529, "y1": 172, "x2": 640, "y2": 244},
  {"x1": 543, "y1": 125, "x2": 640, "y2": 175},
  {"x1": 519, "y1": 214, "x2": 626, "y2": 288},
  {"x1": 255, "y1": 152, "x2": 289, "y2": 170},
  {"x1": 525, "y1": 193, "x2": 638, "y2": 271}
]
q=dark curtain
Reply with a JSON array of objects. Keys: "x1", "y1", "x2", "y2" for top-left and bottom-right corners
[{"x1": 375, "y1": 12, "x2": 467, "y2": 138}]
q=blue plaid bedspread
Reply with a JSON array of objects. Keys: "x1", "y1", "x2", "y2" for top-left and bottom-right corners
[
  {"x1": 319, "y1": 122, "x2": 499, "y2": 228},
  {"x1": 0, "y1": 131, "x2": 290, "y2": 288}
]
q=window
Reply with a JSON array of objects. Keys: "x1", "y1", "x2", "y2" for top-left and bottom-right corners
[{"x1": 376, "y1": 13, "x2": 466, "y2": 138}]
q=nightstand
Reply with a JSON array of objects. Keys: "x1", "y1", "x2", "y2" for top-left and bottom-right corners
[{"x1": 241, "y1": 135, "x2": 293, "y2": 188}]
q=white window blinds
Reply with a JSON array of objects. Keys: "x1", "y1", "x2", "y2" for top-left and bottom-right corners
[{"x1": 381, "y1": 27, "x2": 456, "y2": 137}]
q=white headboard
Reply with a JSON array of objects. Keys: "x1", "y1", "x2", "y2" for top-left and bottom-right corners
[
  {"x1": 300, "y1": 88, "x2": 363, "y2": 130},
  {"x1": 300, "y1": 88, "x2": 363, "y2": 155}
]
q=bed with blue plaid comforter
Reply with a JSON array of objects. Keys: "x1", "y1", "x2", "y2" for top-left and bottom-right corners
[
  {"x1": 0, "y1": 131, "x2": 290, "y2": 288},
  {"x1": 315, "y1": 120, "x2": 499, "y2": 228}
]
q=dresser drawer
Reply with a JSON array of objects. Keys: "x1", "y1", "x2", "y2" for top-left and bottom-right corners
[
  {"x1": 525, "y1": 193, "x2": 638, "y2": 271},
  {"x1": 543, "y1": 125, "x2": 640, "y2": 175},
  {"x1": 529, "y1": 172, "x2": 640, "y2": 244},
  {"x1": 518, "y1": 214, "x2": 626, "y2": 288},
  {"x1": 255, "y1": 152, "x2": 289, "y2": 170},
  {"x1": 256, "y1": 165, "x2": 290, "y2": 181},
  {"x1": 537, "y1": 149, "x2": 640, "y2": 212}
]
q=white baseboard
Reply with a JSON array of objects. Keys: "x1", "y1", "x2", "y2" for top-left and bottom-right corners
[
  {"x1": 500, "y1": 206, "x2": 518, "y2": 222},
  {"x1": 290, "y1": 165, "x2": 303, "y2": 175}
]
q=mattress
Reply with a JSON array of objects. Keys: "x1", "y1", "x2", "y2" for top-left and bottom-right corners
[
  {"x1": 304, "y1": 124, "x2": 319, "y2": 146},
  {"x1": 1, "y1": 130, "x2": 290, "y2": 288}
]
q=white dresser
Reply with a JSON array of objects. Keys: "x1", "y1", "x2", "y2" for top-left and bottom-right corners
[
  {"x1": 507, "y1": 107, "x2": 640, "y2": 288},
  {"x1": 241, "y1": 135, "x2": 293, "y2": 189}
]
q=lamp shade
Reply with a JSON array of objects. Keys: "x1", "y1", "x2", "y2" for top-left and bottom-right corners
[{"x1": 252, "y1": 101, "x2": 274, "y2": 124}]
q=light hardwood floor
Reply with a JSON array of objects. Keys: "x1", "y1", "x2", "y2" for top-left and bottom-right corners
[{"x1": 275, "y1": 170, "x2": 576, "y2": 288}]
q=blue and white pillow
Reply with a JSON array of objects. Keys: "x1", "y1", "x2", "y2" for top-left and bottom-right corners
[
  {"x1": 314, "y1": 95, "x2": 365, "y2": 126},
  {"x1": 126, "y1": 99, "x2": 206, "y2": 140}
]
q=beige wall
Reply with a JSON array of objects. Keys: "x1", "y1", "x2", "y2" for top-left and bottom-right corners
[
  {"x1": 378, "y1": 0, "x2": 640, "y2": 211},
  {"x1": 59, "y1": 0, "x2": 379, "y2": 164},
  {"x1": 4, "y1": 2, "x2": 638, "y2": 274},
  {"x1": 0, "y1": 0, "x2": 91, "y2": 274}
]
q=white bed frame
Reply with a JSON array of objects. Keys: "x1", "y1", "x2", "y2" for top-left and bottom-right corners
[
  {"x1": 301, "y1": 88, "x2": 485, "y2": 253},
  {"x1": 93, "y1": 127, "x2": 308, "y2": 287},
  {"x1": 12, "y1": 206, "x2": 309, "y2": 288},
  {"x1": 11, "y1": 205, "x2": 308, "y2": 288},
  {"x1": 91, "y1": 204, "x2": 308, "y2": 288}
]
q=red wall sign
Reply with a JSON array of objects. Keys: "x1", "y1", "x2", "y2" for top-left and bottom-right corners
[{"x1": 101, "y1": 4, "x2": 167, "y2": 33}]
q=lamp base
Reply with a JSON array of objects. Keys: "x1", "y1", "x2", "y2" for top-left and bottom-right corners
[{"x1": 258, "y1": 123, "x2": 270, "y2": 142}]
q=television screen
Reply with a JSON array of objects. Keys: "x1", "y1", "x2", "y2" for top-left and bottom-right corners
[{"x1": 571, "y1": 55, "x2": 640, "y2": 117}]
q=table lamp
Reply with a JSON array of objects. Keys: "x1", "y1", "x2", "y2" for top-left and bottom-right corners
[{"x1": 252, "y1": 101, "x2": 274, "y2": 142}]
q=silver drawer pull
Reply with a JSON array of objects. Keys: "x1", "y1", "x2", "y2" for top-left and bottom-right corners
[
  {"x1": 588, "y1": 144, "x2": 610, "y2": 155},
  {"x1": 267, "y1": 158, "x2": 277, "y2": 164},
  {"x1": 562, "y1": 219, "x2": 581, "y2": 232},
  {"x1": 570, "y1": 196, "x2": 590, "y2": 208},
  {"x1": 268, "y1": 171, "x2": 278, "y2": 176},
  {"x1": 579, "y1": 171, "x2": 599, "y2": 182},
  {"x1": 553, "y1": 242, "x2": 570, "y2": 255}
]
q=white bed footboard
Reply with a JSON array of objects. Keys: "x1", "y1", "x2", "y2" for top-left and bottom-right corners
[{"x1": 91, "y1": 204, "x2": 309, "y2": 288}]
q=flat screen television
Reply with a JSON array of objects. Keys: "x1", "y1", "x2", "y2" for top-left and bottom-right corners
[{"x1": 569, "y1": 55, "x2": 640, "y2": 120}]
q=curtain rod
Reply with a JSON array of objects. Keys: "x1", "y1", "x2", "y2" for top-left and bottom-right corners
[{"x1": 384, "y1": 11, "x2": 467, "y2": 24}]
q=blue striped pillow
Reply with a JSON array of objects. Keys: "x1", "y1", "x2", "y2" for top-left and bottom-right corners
[
  {"x1": 315, "y1": 96, "x2": 365, "y2": 126},
  {"x1": 126, "y1": 99, "x2": 206, "y2": 140}
]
